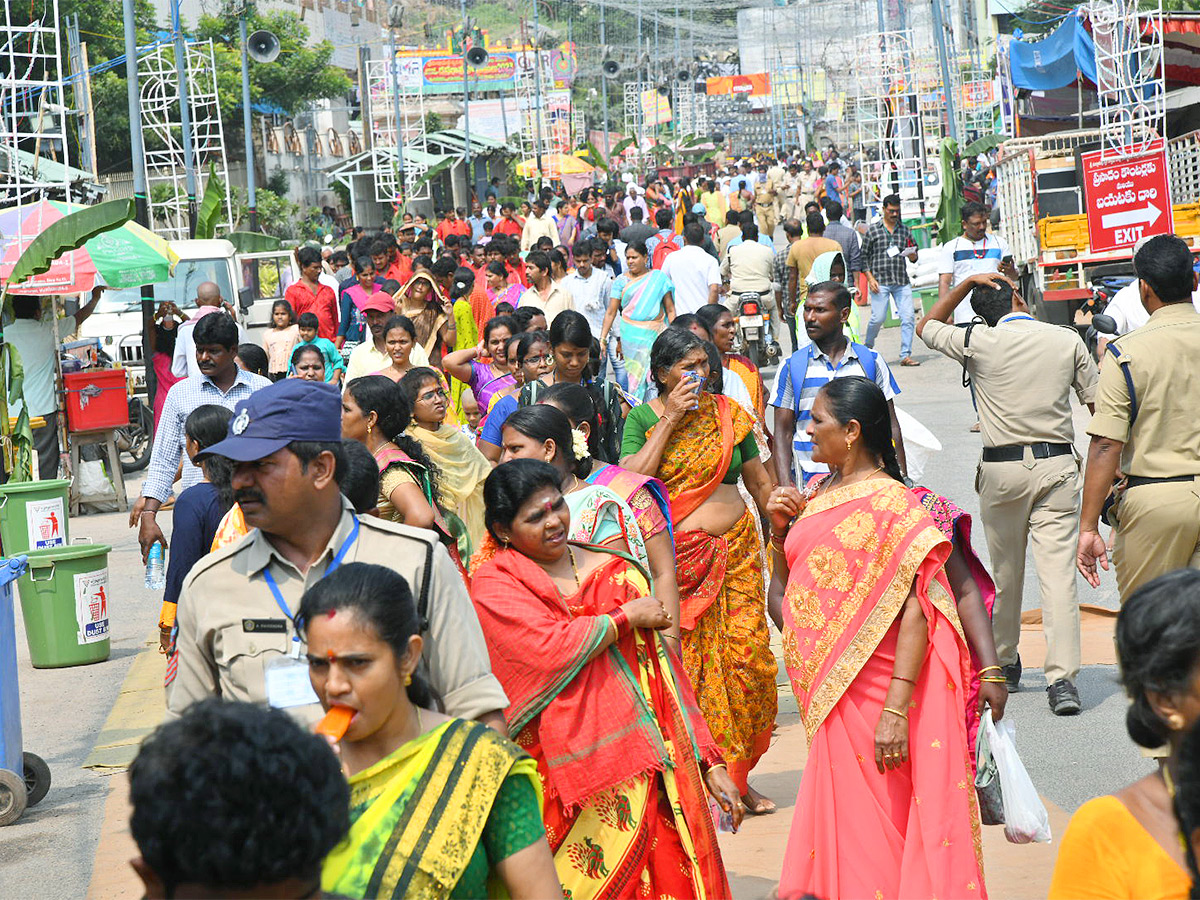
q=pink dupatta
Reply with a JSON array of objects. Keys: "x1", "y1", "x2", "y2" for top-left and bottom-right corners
[{"x1": 779, "y1": 478, "x2": 986, "y2": 900}]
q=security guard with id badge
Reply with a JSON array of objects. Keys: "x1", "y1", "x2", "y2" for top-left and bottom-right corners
[
  {"x1": 918, "y1": 272, "x2": 1098, "y2": 717},
  {"x1": 1079, "y1": 234, "x2": 1200, "y2": 601},
  {"x1": 165, "y1": 378, "x2": 509, "y2": 731}
]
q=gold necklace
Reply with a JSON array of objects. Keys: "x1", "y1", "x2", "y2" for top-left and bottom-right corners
[{"x1": 567, "y1": 545, "x2": 582, "y2": 590}]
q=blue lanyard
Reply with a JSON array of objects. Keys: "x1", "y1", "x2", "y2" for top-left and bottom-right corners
[
  {"x1": 1003, "y1": 314, "x2": 1035, "y2": 323},
  {"x1": 262, "y1": 517, "x2": 360, "y2": 652}
]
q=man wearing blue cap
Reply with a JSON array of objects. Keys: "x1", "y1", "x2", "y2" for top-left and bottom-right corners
[{"x1": 165, "y1": 379, "x2": 509, "y2": 731}]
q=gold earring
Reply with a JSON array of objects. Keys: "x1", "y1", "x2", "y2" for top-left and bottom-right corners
[
  {"x1": 404, "y1": 674, "x2": 412, "y2": 686},
  {"x1": 1170, "y1": 713, "x2": 1185, "y2": 731},
  {"x1": 846, "y1": 437, "x2": 853, "y2": 451},
  {"x1": 367, "y1": 422, "x2": 373, "y2": 437}
]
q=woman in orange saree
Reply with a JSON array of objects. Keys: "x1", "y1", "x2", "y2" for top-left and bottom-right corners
[
  {"x1": 621, "y1": 328, "x2": 777, "y2": 813},
  {"x1": 767, "y1": 377, "x2": 985, "y2": 900},
  {"x1": 470, "y1": 459, "x2": 741, "y2": 899}
]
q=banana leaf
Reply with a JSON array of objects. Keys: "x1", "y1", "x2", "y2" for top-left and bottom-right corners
[
  {"x1": 227, "y1": 231, "x2": 283, "y2": 253},
  {"x1": 406, "y1": 156, "x2": 457, "y2": 198},
  {"x1": 580, "y1": 141, "x2": 609, "y2": 171},
  {"x1": 195, "y1": 162, "x2": 225, "y2": 241},
  {"x1": 963, "y1": 133, "x2": 1007, "y2": 157},
  {"x1": 2, "y1": 341, "x2": 33, "y2": 481},
  {"x1": 933, "y1": 137, "x2": 963, "y2": 245},
  {"x1": 610, "y1": 136, "x2": 636, "y2": 158},
  {"x1": 6, "y1": 198, "x2": 134, "y2": 288}
]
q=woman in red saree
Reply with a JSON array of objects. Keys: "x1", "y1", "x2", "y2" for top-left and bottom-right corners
[
  {"x1": 767, "y1": 377, "x2": 986, "y2": 900},
  {"x1": 621, "y1": 328, "x2": 777, "y2": 814},
  {"x1": 471, "y1": 459, "x2": 742, "y2": 899}
]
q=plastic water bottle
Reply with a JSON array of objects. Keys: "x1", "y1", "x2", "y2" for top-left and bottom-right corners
[{"x1": 145, "y1": 542, "x2": 166, "y2": 590}]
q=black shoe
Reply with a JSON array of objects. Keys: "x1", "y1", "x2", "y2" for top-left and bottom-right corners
[
  {"x1": 1003, "y1": 656, "x2": 1022, "y2": 692},
  {"x1": 1048, "y1": 679, "x2": 1082, "y2": 716}
]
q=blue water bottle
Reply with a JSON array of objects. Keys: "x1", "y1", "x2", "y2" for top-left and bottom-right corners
[{"x1": 145, "y1": 541, "x2": 166, "y2": 590}]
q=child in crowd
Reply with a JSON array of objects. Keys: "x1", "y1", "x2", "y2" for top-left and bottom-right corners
[
  {"x1": 293, "y1": 312, "x2": 345, "y2": 383},
  {"x1": 235, "y1": 343, "x2": 269, "y2": 378},
  {"x1": 262, "y1": 299, "x2": 299, "y2": 381}
]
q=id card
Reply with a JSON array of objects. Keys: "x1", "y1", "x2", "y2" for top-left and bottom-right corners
[
  {"x1": 265, "y1": 657, "x2": 320, "y2": 709},
  {"x1": 886, "y1": 245, "x2": 901, "y2": 258}
]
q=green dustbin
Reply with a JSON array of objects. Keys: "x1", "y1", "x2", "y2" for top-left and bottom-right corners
[
  {"x1": 0, "y1": 479, "x2": 70, "y2": 555},
  {"x1": 17, "y1": 543, "x2": 111, "y2": 668}
]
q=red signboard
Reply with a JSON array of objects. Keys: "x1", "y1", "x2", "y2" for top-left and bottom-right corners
[{"x1": 1081, "y1": 142, "x2": 1174, "y2": 253}]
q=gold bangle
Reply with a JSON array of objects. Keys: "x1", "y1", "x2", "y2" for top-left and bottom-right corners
[
  {"x1": 979, "y1": 665, "x2": 1003, "y2": 675},
  {"x1": 882, "y1": 706, "x2": 908, "y2": 720},
  {"x1": 891, "y1": 675, "x2": 916, "y2": 686}
]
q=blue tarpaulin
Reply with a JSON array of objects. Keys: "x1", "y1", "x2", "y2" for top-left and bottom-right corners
[{"x1": 1008, "y1": 13, "x2": 1097, "y2": 90}]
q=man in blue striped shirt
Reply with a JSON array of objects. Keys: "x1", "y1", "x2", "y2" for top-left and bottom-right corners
[
  {"x1": 133, "y1": 313, "x2": 271, "y2": 560},
  {"x1": 770, "y1": 281, "x2": 906, "y2": 485}
]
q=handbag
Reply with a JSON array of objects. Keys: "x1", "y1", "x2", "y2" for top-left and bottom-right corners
[{"x1": 974, "y1": 713, "x2": 1005, "y2": 826}]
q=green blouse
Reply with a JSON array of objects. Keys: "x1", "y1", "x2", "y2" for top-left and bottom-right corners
[{"x1": 621, "y1": 401, "x2": 759, "y2": 484}]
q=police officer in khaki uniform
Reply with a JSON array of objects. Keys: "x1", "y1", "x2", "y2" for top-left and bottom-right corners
[
  {"x1": 167, "y1": 379, "x2": 509, "y2": 730},
  {"x1": 918, "y1": 272, "x2": 1098, "y2": 716},
  {"x1": 754, "y1": 176, "x2": 779, "y2": 242},
  {"x1": 1079, "y1": 234, "x2": 1200, "y2": 600}
]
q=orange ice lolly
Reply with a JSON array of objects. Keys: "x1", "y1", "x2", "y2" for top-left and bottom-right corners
[{"x1": 315, "y1": 705, "x2": 355, "y2": 740}]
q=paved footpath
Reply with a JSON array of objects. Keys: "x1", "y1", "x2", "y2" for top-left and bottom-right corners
[{"x1": 3, "y1": 327, "x2": 1151, "y2": 899}]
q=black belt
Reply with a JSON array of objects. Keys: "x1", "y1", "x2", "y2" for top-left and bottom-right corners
[
  {"x1": 980, "y1": 442, "x2": 1073, "y2": 463},
  {"x1": 1126, "y1": 475, "x2": 1196, "y2": 489}
]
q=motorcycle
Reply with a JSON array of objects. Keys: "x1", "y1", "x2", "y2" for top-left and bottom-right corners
[
  {"x1": 1079, "y1": 275, "x2": 1132, "y2": 361},
  {"x1": 735, "y1": 292, "x2": 781, "y2": 368}
]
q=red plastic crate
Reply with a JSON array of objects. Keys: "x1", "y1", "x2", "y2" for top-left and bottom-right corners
[{"x1": 63, "y1": 369, "x2": 129, "y2": 432}]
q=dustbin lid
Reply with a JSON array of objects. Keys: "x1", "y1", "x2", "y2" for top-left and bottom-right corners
[
  {"x1": 0, "y1": 555, "x2": 27, "y2": 588},
  {"x1": 23, "y1": 544, "x2": 112, "y2": 565}
]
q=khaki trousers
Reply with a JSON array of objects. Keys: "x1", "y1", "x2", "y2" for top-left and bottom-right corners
[
  {"x1": 976, "y1": 452, "x2": 1081, "y2": 684},
  {"x1": 1112, "y1": 478, "x2": 1200, "y2": 601},
  {"x1": 755, "y1": 206, "x2": 777, "y2": 240}
]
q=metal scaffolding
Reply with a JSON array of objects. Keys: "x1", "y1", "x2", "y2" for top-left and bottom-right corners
[
  {"x1": 139, "y1": 40, "x2": 232, "y2": 241},
  {"x1": 1090, "y1": 0, "x2": 1166, "y2": 159},
  {"x1": 0, "y1": 0, "x2": 73, "y2": 286},
  {"x1": 365, "y1": 55, "x2": 431, "y2": 204},
  {"x1": 855, "y1": 30, "x2": 933, "y2": 216}
]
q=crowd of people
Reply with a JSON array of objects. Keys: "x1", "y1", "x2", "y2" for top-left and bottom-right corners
[{"x1": 118, "y1": 149, "x2": 1200, "y2": 900}]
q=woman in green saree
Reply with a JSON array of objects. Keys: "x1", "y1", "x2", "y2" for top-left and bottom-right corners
[{"x1": 299, "y1": 562, "x2": 562, "y2": 900}]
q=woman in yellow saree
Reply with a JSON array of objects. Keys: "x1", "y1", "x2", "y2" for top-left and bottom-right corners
[
  {"x1": 471, "y1": 459, "x2": 742, "y2": 899},
  {"x1": 766, "y1": 377, "x2": 985, "y2": 900},
  {"x1": 621, "y1": 327, "x2": 778, "y2": 814},
  {"x1": 297, "y1": 562, "x2": 561, "y2": 900}
]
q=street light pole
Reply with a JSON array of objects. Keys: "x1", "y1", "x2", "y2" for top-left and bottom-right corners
[
  {"x1": 170, "y1": 0, "x2": 198, "y2": 237},
  {"x1": 388, "y1": 25, "x2": 405, "y2": 212},
  {"x1": 599, "y1": 0, "x2": 610, "y2": 164},
  {"x1": 239, "y1": 13, "x2": 258, "y2": 231},
  {"x1": 931, "y1": 0, "x2": 959, "y2": 143},
  {"x1": 532, "y1": 0, "x2": 544, "y2": 178},
  {"x1": 123, "y1": 0, "x2": 157, "y2": 408},
  {"x1": 459, "y1": 0, "x2": 472, "y2": 207}
]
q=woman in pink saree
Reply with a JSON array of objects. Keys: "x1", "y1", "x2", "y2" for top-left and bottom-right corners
[{"x1": 766, "y1": 377, "x2": 986, "y2": 900}]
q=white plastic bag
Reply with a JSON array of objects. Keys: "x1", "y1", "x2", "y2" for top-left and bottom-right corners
[{"x1": 981, "y1": 710, "x2": 1052, "y2": 844}]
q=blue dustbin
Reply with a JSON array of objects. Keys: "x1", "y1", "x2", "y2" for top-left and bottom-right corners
[{"x1": 0, "y1": 555, "x2": 51, "y2": 825}]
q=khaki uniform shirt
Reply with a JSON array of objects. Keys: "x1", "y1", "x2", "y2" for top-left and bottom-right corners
[
  {"x1": 167, "y1": 500, "x2": 507, "y2": 724},
  {"x1": 922, "y1": 314, "x2": 1098, "y2": 447},
  {"x1": 716, "y1": 224, "x2": 742, "y2": 259},
  {"x1": 754, "y1": 182, "x2": 777, "y2": 210},
  {"x1": 1088, "y1": 302, "x2": 1200, "y2": 477},
  {"x1": 722, "y1": 241, "x2": 776, "y2": 294}
]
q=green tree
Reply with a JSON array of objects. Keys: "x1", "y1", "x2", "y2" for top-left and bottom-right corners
[{"x1": 195, "y1": 5, "x2": 352, "y2": 130}]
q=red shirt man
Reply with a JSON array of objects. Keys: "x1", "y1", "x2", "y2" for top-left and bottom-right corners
[
  {"x1": 435, "y1": 211, "x2": 471, "y2": 243},
  {"x1": 284, "y1": 281, "x2": 338, "y2": 341},
  {"x1": 494, "y1": 204, "x2": 523, "y2": 238}
]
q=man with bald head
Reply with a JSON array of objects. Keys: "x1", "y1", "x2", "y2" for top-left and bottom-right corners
[{"x1": 171, "y1": 281, "x2": 242, "y2": 379}]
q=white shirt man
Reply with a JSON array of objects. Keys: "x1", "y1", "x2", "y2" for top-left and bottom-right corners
[
  {"x1": 661, "y1": 228, "x2": 722, "y2": 315},
  {"x1": 171, "y1": 283, "x2": 245, "y2": 378},
  {"x1": 938, "y1": 210, "x2": 1012, "y2": 324},
  {"x1": 564, "y1": 256, "x2": 613, "y2": 338}
]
